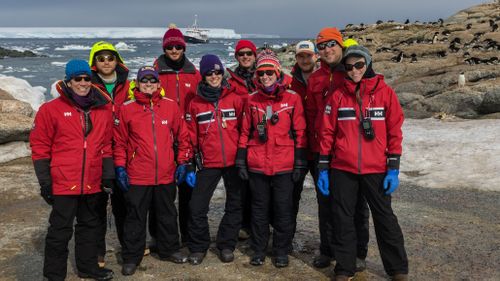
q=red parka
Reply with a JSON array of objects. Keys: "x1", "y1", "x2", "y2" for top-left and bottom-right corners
[
  {"x1": 305, "y1": 61, "x2": 345, "y2": 154},
  {"x1": 238, "y1": 85, "x2": 307, "y2": 175},
  {"x1": 30, "y1": 81, "x2": 113, "y2": 195},
  {"x1": 113, "y1": 89, "x2": 192, "y2": 186},
  {"x1": 186, "y1": 82, "x2": 244, "y2": 168},
  {"x1": 154, "y1": 54, "x2": 201, "y2": 114},
  {"x1": 318, "y1": 74, "x2": 404, "y2": 174}
]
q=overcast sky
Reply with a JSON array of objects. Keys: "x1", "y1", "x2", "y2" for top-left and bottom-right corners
[{"x1": 0, "y1": 0, "x2": 490, "y2": 37}]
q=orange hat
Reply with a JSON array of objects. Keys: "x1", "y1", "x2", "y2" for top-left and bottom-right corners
[{"x1": 316, "y1": 27, "x2": 344, "y2": 47}]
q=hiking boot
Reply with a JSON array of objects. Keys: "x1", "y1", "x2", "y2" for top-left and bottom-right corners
[
  {"x1": 238, "y1": 228, "x2": 250, "y2": 240},
  {"x1": 188, "y1": 252, "x2": 206, "y2": 265},
  {"x1": 356, "y1": 257, "x2": 366, "y2": 272},
  {"x1": 219, "y1": 249, "x2": 234, "y2": 263},
  {"x1": 162, "y1": 251, "x2": 188, "y2": 264},
  {"x1": 272, "y1": 255, "x2": 289, "y2": 268},
  {"x1": 121, "y1": 263, "x2": 137, "y2": 276},
  {"x1": 391, "y1": 273, "x2": 409, "y2": 281},
  {"x1": 78, "y1": 267, "x2": 114, "y2": 280},
  {"x1": 250, "y1": 255, "x2": 265, "y2": 266},
  {"x1": 313, "y1": 254, "x2": 331, "y2": 268}
]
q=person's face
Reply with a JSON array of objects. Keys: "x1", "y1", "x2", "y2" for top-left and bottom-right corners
[
  {"x1": 236, "y1": 48, "x2": 256, "y2": 69},
  {"x1": 295, "y1": 52, "x2": 317, "y2": 73},
  {"x1": 137, "y1": 75, "x2": 161, "y2": 94},
  {"x1": 205, "y1": 70, "x2": 223, "y2": 88},
  {"x1": 67, "y1": 75, "x2": 91, "y2": 96},
  {"x1": 94, "y1": 51, "x2": 117, "y2": 76},
  {"x1": 345, "y1": 56, "x2": 367, "y2": 83},
  {"x1": 164, "y1": 45, "x2": 184, "y2": 61},
  {"x1": 317, "y1": 40, "x2": 343, "y2": 65},
  {"x1": 257, "y1": 69, "x2": 277, "y2": 87}
]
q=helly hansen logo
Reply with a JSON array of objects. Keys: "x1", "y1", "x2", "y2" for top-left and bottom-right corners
[
  {"x1": 64, "y1": 112, "x2": 72, "y2": 117},
  {"x1": 185, "y1": 83, "x2": 191, "y2": 88},
  {"x1": 185, "y1": 113, "x2": 192, "y2": 121},
  {"x1": 368, "y1": 108, "x2": 386, "y2": 120},
  {"x1": 281, "y1": 103, "x2": 288, "y2": 108},
  {"x1": 325, "y1": 105, "x2": 332, "y2": 115},
  {"x1": 161, "y1": 120, "x2": 168, "y2": 125}
]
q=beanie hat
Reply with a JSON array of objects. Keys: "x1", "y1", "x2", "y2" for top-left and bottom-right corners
[
  {"x1": 343, "y1": 38, "x2": 359, "y2": 48},
  {"x1": 295, "y1": 40, "x2": 316, "y2": 55},
  {"x1": 342, "y1": 45, "x2": 372, "y2": 66},
  {"x1": 316, "y1": 27, "x2": 344, "y2": 47},
  {"x1": 137, "y1": 66, "x2": 159, "y2": 81},
  {"x1": 256, "y1": 49, "x2": 281, "y2": 76},
  {"x1": 162, "y1": 27, "x2": 186, "y2": 50},
  {"x1": 199, "y1": 54, "x2": 224, "y2": 77},
  {"x1": 89, "y1": 41, "x2": 124, "y2": 66},
  {"x1": 235, "y1": 40, "x2": 257, "y2": 57},
  {"x1": 65, "y1": 59, "x2": 92, "y2": 81}
]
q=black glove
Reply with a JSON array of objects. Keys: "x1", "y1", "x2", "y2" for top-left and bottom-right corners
[
  {"x1": 292, "y1": 168, "x2": 307, "y2": 183},
  {"x1": 40, "y1": 184, "x2": 53, "y2": 205},
  {"x1": 238, "y1": 167, "x2": 249, "y2": 181},
  {"x1": 101, "y1": 179, "x2": 115, "y2": 194}
]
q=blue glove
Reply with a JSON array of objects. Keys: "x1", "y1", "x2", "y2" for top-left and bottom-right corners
[
  {"x1": 186, "y1": 171, "x2": 196, "y2": 188},
  {"x1": 383, "y1": 169, "x2": 400, "y2": 195},
  {"x1": 115, "y1": 166, "x2": 130, "y2": 192},
  {"x1": 175, "y1": 164, "x2": 187, "y2": 185},
  {"x1": 316, "y1": 169, "x2": 330, "y2": 196}
]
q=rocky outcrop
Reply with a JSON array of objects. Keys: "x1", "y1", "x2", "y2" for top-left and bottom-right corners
[
  {"x1": 274, "y1": 2, "x2": 500, "y2": 119},
  {"x1": 0, "y1": 46, "x2": 38, "y2": 58}
]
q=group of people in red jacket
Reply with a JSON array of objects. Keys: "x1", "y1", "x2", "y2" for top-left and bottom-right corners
[{"x1": 30, "y1": 25, "x2": 408, "y2": 281}]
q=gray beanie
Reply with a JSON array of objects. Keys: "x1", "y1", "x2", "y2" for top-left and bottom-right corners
[{"x1": 343, "y1": 45, "x2": 372, "y2": 66}]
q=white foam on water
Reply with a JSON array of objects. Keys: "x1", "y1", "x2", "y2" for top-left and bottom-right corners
[
  {"x1": 50, "y1": 62, "x2": 66, "y2": 67},
  {"x1": 115, "y1": 41, "x2": 137, "y2": 52},
  {"x1": 54, "y1": 45, "x2": 91, "y2": 51}
]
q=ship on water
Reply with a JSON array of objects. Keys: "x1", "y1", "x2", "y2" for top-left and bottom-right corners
[{"x1": 184, "y1": 15, "x2": 209, "y2": 44}]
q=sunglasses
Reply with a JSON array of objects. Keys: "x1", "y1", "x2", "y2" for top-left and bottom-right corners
[
  {"x1": 206, "y1": 70, "x2": 223, "y2": 76},
  {"x1": 317, "y1": 40, "x2": 338, "y2": 51},
  {"x1": 72, "y1": 76, "x2": 91, "y2": 82},
  {"x1": 139, "y1": 77, "x2": 159, "y2": 83},
  {"x1": 237, "y1": 51, "x2": 254, "y2": 57},
  {"x1": 345, "y1": 61, "x2": 366, "y2": 71},
  {"x1": 256, "y1": 70, "x2": 276, "y2": 77},
  {"x1": 95, "y1": 54, "x2": 116, "y2": 63},
  {"x1": 165, "y1": 45, "x2": 184, "y2": 51}
]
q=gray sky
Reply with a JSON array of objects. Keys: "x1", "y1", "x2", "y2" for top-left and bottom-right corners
[{"x1": 0, "y1": 0, "x2": 489, "y2": 37}]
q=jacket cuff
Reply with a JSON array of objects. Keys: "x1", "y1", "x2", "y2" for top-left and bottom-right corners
[
  {"x1": 235, "y1": 148, "x2": 247, "y2": 168},
  {"x1": 185, "y1": 162, "x2": 195, "y2": 172},
  {"x1": 102, "y1": 157, "x2": 115, "y2": 179},
  {"x1": 387, "y1": 154, "x2": 401, "y2": 170},
  {"x1": 317, "y1": 154, "x2": 330, "y2": 170},
  {"x1": 34, "y1": 158, "x2": 52, "y2": 187},
  {"x1": 294, "y1": 148, "x2": 308, "y2": 169}
]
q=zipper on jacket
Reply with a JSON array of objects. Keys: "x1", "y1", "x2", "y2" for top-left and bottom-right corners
[
  {"x1": 216, "y1": 107, "x2": 228, "y2": 167},
  {"x1": 80, "y1": 111, "x2": 88, "y2": 195},
  {"x1": 150, "y1": 101, "x2": 159, "y2": 185},
  {"x1": 176, "y1": 72, "x2": 180, "y2": 105}
]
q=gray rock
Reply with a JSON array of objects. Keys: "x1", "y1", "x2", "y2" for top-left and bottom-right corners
[
  {"x1": 424, "y1": 89, "x2": 486, "y2": 118},
  {"x1": 0, "y1": 113, "x2": 33, "y2": 144},
  {"x1": 0, "y1": 100, "x2": 34, "y2": 117},
  {"x1": 479, "y1": 87, "x2": 500, "y2": 114}
]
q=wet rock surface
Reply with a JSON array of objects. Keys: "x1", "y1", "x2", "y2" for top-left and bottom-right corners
[{"x1": 0, "y1": 158, "x2": 498, "y2": 280}]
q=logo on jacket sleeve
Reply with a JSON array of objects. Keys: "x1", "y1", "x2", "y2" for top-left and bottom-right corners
[{"x1": 325, "y1": 105, "x2": 332, "y2": 115}]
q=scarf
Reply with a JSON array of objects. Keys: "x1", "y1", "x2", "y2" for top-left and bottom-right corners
[
  {"x1": 198, "y1": 81, "x2": 223, "y2": 103},
  {"x1": 68, "y1": 88, "x2": 96, "y2": 110},
  {"x1": 163, "y1": 54, "x2": 186, "y2": 71},
  {"x1": 235, "y1": 65, "x2": 256, "y2": 90}
]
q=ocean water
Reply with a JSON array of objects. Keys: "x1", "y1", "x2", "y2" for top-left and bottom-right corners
[{"x1": 0, "y1": 38, "x2": 300, "y2": 99}]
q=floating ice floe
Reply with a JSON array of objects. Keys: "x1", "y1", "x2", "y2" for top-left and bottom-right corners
[
  {"x1": 54, "y1": 45, "x2": 91, "y2": 51},
  {"x1": 50, "y1": 62, "x2": 66, "y2": 67},
  {"x1": 0, "y1": 75, "x2": 46, "y2": 111},
  {"x1": 115, "y1": 42, "x2": 137, "y2": 52}
]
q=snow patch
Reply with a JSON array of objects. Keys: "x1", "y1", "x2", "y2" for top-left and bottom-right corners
[{"x1": 0, "y1": 75, "x2": 46, "y2": 111}]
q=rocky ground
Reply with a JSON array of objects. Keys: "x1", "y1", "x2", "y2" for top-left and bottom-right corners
[
  {"x1": 275, "y1": 2, "x2": 500, "y2": 119},
  {"x1": 0, "y1": 47, "x2": 38, "y2": 59},
  {"x1": 0, "y1": 157, "x2": 498, "y2": 281}
]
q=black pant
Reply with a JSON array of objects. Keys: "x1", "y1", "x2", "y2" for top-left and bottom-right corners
[
  {"x1": 331, "y1": 169, "x2": 408, "y2": 277},
  {"x1": 187, "y1": 166, "x2": 242, "y2": 253},
  {"x1": 122, "y1": 184, "x2": 180, "y2": 265},
  {"x1": 96, "y1": 183, "x2": 127, "y2": 256},
  {"x1": 178, "y1": 182, "x2": 192, "y2": 243},
  {"x1": 240, "y1": 178, "x2": 251, "y2": 231},
  {"x1": 249, "y1": 172, "x2": 294, "y2": 256},
  {"x1": 43, "y1": 193, "x2": 101, "y2": 281},
  {"x1": 315, "y1": 166, "x2": 370, "y2": 259}
]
